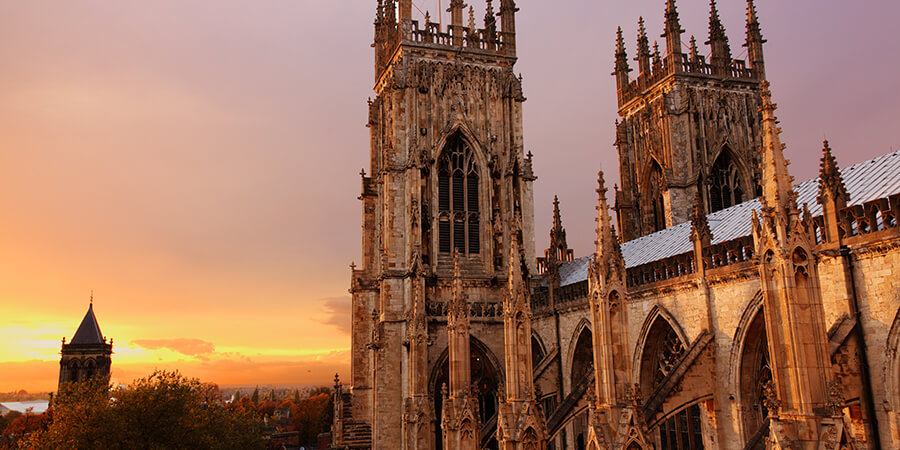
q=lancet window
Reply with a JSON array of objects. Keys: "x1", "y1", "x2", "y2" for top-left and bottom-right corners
[
  {"x1": 647, "y1": 163, "x2": 666, "y2": 233},
  {"x1": 438, "y1": 134, "x2": 480, "y2": 255},
  {"x1": 708, "y1": 150, "x2": 744, "y2": 213}
]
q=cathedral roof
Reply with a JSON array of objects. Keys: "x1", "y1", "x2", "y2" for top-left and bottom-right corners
[
  {"x1": 70, "y1": 303, "x2": 105, "y2": 345},
  {"x1": 555, "y1": 150, "x2": 900, "y2": 287}
]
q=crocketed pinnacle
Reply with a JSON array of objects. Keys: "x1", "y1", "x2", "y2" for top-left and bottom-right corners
[
  {"x1": 663, "y1": 0, "x2": 684, "y2": 51},
  {"x1": 689, "y1": 35, "x2": 699, "y2": 62},
  {"x1": 636, "y1": 16, "x2": 651, "y2": 74},
  {"x1": 616, "y1": 26, "x2": 626, "y2": 55},
  {"x1": 708, "y1": 0, "x2": 726, "y2": 41},
  {"x1": 746, "y1": 0, "x2": 763, "y2": 40},
  {"x1": 594, "y1": 171, "x2": 619, "y2": 259},
  {"x1": 759, "y1": 81, "x2": 796, "y2": 216},
  {"x1": 817, "y1": 140, "x2": 849, "y2": 204},
  {"x1": 690, "y1": 194, "x2": 712, "y2": 243},
  {"x1": 706, "y1": 0, "x2": 732, "y2": 62}
]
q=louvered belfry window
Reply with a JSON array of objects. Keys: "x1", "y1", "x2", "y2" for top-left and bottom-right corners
[{"x1": 438, "y1": 134, "x2": 480, "y2": 255}]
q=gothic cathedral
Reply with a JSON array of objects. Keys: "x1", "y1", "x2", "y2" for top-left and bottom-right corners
[{"x1": 335, "y1": 1, "x2": 900, "y2": 449}]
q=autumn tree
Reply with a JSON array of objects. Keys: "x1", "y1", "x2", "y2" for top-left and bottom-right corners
[
  {"x1": 25, "y1": 371, "x2": 264, "y2": 449},
  {"x1": 290, "y1": 392, "x2": 333, "y2": 445}
]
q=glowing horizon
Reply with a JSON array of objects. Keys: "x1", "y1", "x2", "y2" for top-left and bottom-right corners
[{"x1": 1, "y1": 1, "x2": 898, "y2": 393}]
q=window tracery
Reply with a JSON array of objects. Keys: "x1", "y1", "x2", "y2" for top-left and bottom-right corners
[
  {"x1": 438, "y1": 134, "x2": 480, "y2": 255},
  {"x1": 708, "y1": 150, "x2": 744, "y2": 212}
]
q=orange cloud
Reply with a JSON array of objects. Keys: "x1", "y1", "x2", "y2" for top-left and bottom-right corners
[{"x1": 131, "y1": 338, "x2": 216, "y2": 361}]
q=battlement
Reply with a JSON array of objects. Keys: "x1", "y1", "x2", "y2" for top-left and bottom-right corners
[
  {"x1": 407, "y1": 20, "x2": 511, "y2": 54},
  {"x1": 615, "y1": 0, "x2": 767, "y2": 109},
  {"x1": 374, "y1": 0, "x2": 518, "y2": 81},
  {"x1": 617, "y1": 53, "x2": 759, "y2": 107}
]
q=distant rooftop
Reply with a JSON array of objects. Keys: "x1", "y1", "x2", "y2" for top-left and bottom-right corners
[
  {"x1": 70, "y1": 303, "x2": 105, "y2": 345},
  {"x1": 0, "y1": 400, "x2": 49, "y2": 416}
]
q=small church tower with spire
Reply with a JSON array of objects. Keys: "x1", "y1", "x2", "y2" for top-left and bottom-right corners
[
  {"x1": 58, "y1": 298, "x2": 112, "y2": 391},
  {"x1": 613, "y1": 0, "x2": 768, "y2": 241}
]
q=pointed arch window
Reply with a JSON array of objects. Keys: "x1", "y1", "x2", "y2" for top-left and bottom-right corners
[
  {"x1": 438, "y1": 134, "x2": 480, "y2": 255},
  {"x1": 647, "y1": 164, "x2": 666, "y2": 232},
  {"x1": 640, "y1": 316, "x2": 685, "y2": 399},
  {"x1": 708, "y1": 150, "x2": 744, "y2": 213}
]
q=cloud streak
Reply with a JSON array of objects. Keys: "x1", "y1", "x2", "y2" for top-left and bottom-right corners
[{"x1": 131, "y1": 338, "x2": 216, "y2": 361}]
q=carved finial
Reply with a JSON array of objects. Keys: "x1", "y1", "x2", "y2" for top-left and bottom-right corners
[
  {"x1": 817, "y1": 140, "x2": 849, "y2": 204},
  {"x1": 441, "y1": 382, "x2": 449, "y2": 398},
  {"x1": 425, "y1": 10, "x2": 431, "y2": 23},
  {"x1": 62, "y1": 336, "x2": 66, "y2": 345},
  {"x1": 90, "y1": 289, "x2": 93, "y2": 305}
]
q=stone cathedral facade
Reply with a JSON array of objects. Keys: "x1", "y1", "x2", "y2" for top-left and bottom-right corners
[{"x1": 333, "y1": 1, "x2": 900, "y2": 449}]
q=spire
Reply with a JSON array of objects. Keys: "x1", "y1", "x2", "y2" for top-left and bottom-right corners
[
  {"x1": 662, "y1": 0, "x2": 684, "y2": 69},
  {"x1": 468, "y1": 6, "x2": 476, "y2": 32},
  {"x1": 744, "y1": 0, "x2": 766, "y2": 79},
  {"x1": 70, "y1": 302, "x2": 105, "y2": 345},
  {"x1": 758, "y1": 81, "x2": 797, "y2": 217},
  {"x1": 817, "y1": 140, "x2": 849, "y2": 205},
  {"x1": 706, "y1": 0, "x2": 732, "y2": 75},
  {"x1": 636, "y1": 17, "x2": 651, "y2": 76}
]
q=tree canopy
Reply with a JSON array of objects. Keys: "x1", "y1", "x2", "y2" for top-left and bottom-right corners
[{"x1": 24, "y1": 371, "x2": 264, "y2": 449}]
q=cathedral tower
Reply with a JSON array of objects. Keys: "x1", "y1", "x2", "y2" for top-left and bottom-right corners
[
  {"x1": 58, "y1": 301, "x2": 112, "y2": 391},
  {"x1": 341, "y1": 1, "x2": 542, "y2": 448},
  {"x1": 613, "y1": 0, "x2": 767, "y2": 241}
]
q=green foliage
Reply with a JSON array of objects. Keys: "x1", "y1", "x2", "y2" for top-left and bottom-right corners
[{"x1": 24, "y1": 371, "x2": 264, "y2": 450}]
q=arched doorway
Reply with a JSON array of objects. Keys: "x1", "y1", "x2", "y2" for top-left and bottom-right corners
[
  {"x1": 739, "y1": 308, "x2": 772, "y2": 448},
  {"x1": 432, "y1": 339, "x2": 502, "y2": 449}
]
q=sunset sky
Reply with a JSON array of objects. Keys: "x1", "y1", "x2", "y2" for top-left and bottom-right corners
[{"x1": 1, "y1": 1, "x2": 898, "y2": 392}]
